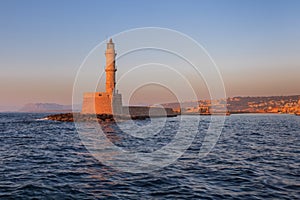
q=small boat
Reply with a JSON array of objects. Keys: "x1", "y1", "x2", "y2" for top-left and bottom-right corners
[{"x1": 295, "y1": 113, "x2": 300, "y2": 116}]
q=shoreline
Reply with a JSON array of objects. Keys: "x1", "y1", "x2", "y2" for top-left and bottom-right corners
[
  {"x1": 45, "y1": 112, "x2": 177, "y2": 122},
  {"x1": 44, "y1": 112, "x2": 299, "y2": 122}
]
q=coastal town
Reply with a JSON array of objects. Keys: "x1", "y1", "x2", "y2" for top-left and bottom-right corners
[{"x1": 164, "y1": 95, "x2": 300, "y2": 115}]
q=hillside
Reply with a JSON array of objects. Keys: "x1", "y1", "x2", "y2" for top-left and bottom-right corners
[{"x1": 163, "y1": 95, "x2": 300, "y2": 114}]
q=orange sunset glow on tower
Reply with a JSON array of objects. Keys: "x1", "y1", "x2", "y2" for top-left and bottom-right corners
[
  {"x1": 105, "y1": 38, "x2": 117, "y2": 94},
  {"x1": 81, "y1": 39, "x2": 123, "y2": 114}
]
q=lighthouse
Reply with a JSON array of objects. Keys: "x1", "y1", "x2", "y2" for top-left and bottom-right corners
[
  {"x1": 80, "y1": 39, "x2": 177, "y2": 117},
  {"x1": 105, "y1": 39, "x2": 117, "y2": 94},
  {"x1": 81, "y1": 39, "x2": 123, "y2": 114}
]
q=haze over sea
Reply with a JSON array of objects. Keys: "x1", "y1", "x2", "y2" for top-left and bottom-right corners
[{"x1": 1, "y1": 113, "x2": 299, "y2": 199}]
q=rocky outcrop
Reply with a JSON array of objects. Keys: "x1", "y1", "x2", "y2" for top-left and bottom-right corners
[{"x1": 46, "y1": 113, "x2": 151, "y2": 122}]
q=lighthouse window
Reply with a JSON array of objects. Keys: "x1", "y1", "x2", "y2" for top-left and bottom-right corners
[{"x1": 108, "y1": 44, "x2": 113, "y2": 49}]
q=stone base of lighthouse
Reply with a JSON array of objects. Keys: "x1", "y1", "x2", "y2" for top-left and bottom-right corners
[{"x1": 81, "y1": 92, "x2": 123, "y2": 115}]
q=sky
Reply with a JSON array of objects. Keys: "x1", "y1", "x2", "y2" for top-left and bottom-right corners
[{"x1": 0, "y1": 0, "x2": 300, "y2": 110}]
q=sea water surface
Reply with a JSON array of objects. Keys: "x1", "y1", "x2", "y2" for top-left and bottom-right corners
[{"x1": 0, "y1": 113, "x2": 299, "y2": 199}]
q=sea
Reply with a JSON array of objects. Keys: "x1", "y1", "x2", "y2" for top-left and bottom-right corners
[{"x1": 0, "y1": 113, "x2": 299, "y2": 199}]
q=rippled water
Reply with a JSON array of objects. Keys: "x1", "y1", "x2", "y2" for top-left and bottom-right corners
[{"x1": 0, "y1": 113, "x2": 299, "y2": 199}]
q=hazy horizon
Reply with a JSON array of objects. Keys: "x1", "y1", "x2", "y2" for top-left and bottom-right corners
[
  {"x1": 1, "y1": 93, "x2": 300, "y2": 113},
  {"x1": 1, "y1": 0, "x2": 299, "y2": 111}
]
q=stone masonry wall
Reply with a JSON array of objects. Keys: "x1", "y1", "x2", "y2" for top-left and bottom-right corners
[{"x1": 81, "y1": 92, "x2": 112, "y2": 114}]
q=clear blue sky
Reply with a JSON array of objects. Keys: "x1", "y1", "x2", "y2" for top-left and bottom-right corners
[{"x1": 0, "y1": 0, "x2": 299, "y2": 110}]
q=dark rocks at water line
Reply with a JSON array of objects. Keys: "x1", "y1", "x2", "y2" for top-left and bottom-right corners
[{"x1": 45, "y1": 113, "x2": 151, "y2": 122}]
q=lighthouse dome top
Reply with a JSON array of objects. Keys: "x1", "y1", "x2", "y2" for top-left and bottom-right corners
[{"x1": 107, "y1": 38, "x2": 114, "y2": 49}]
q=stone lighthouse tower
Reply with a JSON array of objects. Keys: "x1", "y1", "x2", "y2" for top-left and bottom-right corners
[
  {"x1": 81, "y1": 39, "x2": 123, "y2": 114},
  {"x1": 105, "y1": 39, "x2": 116, "y2": 94}
]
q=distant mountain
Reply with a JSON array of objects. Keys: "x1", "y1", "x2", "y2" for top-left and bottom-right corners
[{"x1": 18, "y1": 103, "x2": 81, "y2": 113}]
